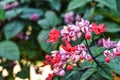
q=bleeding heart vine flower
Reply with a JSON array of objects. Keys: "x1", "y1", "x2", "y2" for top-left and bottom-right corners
[
  {"x1": 102, "y1": 38, "x2": 116, "y2": 49},
  {"x1": 92, "y1": 23, "x2": 107, "y2": 34},
  {"x1": 47, "y1": 28, "x2": 60, "y2": 44},
  {"x1": 42, "y1": 18, "x2": 120, "y2": 80}
]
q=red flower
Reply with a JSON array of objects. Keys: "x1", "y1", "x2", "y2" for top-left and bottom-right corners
[
  {"x1": 51, "y1": 53, "x2": 61, "y2": 65},
  {"x1": 62, "y1": 41, "x2": 78, "y2": 54},
  {"x1": 47, "y1": 28, "x2": 60, "y2": 44},
  {"x1": 46, "y1": 73, "x2": 54, "y2": 80},
  {"x1": 91, "y1": 23, "x2": 107, "y2": 34}
]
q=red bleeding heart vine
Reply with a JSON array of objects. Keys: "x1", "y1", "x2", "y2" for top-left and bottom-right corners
[{"x1": 42, "y1": 18, "x2": 120, "y2": 80}]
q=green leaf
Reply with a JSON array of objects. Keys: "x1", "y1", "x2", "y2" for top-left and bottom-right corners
[
  {"x1": 0, "y1": 0, "x2": 15, "y2": 5},
  {"x1": 38, "y1": 11, "x2": 59, "y2": 29},
  {"x1": 96, "y1": 9, "x2": 120, "y2": 23},
  {"x1": 27, "y1": 50, "x2": 36, "y2": 59},
  {"x1": 5, "y1": 10, "x2": 18, "y2": 19},
  {"x1": 87, "y1": 39, "x2": 92, "y2": 46},
  {"x1": 5, "y1": 8, "x2": 22, "y2": 19},
  {"x1": 83, "y1": 8, "x2": 94, "y2": 20},
  {"x1": 95, "y1": 47, "x2": 104, "y2": 55},
  {"x1": 16, "y1": 66, "x2": 29, "y2": 79},
  {"x1": 80, "y1": 68, "x2": 96, "y2": 80},
  {"x1": 20, "y1": 7, "x2": 43, "y2": 19},
  {"x1": 95, "y1": 0, "x2": 117, "y2": 11},
  {"x1": 107, "y1": 58, "x2": 120, "y2": 75},
  {"x1": 0, "y1": 76, "x2": 4, "y2": 80},
  {"x1": 4, "y1": 21, "x2": 24, "y2": 39},
  {"x1": 67, "y1": 71, "x2": 78, "y2": 79},
  {"x1": 48, "y1": 0, "x2": 61, "y2": 11},
  {"x1": 37, "y1": 30, "x2": 58, "y2": 53},
  {"x1": 89, "y1": 72, "x2": 107, "y2": 80},
  {"x1": 105, "y1": 22, "x2": 120, "y2": 33},
  {"x1": 0, "y1": 6, "x2": 6, "y2": 20},
  {"x1": 37, "y1": 19, "x2": 50, "y2": 29},
  {"x1": 97, "y1": 67, "x2": 112, "y2": 80},
  {"x1": 67, "y1": 0, "x2": 91, "y2": 11},
  {"x1": 0, "y1": 41, "x2": 20, "y2": 60}
]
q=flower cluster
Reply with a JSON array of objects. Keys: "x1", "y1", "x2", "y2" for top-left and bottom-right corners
[
  {"x1": 98, "y1": 38, "x2": 120, "y2": 62},
  {"x1": 43, "y1": 18, "x2": 120, "y2": 80},
  {"x1": 64, "y1": 11, "x2": 81, "y2": 24}
]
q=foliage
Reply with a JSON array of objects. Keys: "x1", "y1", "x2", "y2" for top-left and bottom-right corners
[{"x1": 0, "y1": 0, "x2": 120, "y2": 80}]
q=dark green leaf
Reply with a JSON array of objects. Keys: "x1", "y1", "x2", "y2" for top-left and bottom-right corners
[
  {"x1": 5, "y1": 8, "x2": 22, "y2": 19},
  {"x1": 80, "y1": 68, "x2": 96, "y2": 80},
  {"x1": 0, "y1": 76, "x2": 4, "y2": 80},
  {"x1": 37, "y1": 30, "x2": 58, "y2": 53},
  {"x1": 37, "y1": 19, "x2": 50, "y2": 29},
  {"x1": 20, "y1": 7, "x2": 43, "y2": 19},
  {"x1": 96, "y1": 9, "x2": 120, "y2": 24},
  {"x1": 105, "y1": 22, "x2": 120, "y2": 33},
  {"x1": 95, "y1": 47, "x2": 104, "y2": 55},
  {"x1": 107, "y1": 58, "x2": 120, "y2": 75},
  {"x1": 0, "y1": 0, "x2": 15, "y2": 5},
  {"x1": 4, "y1": 21, "x2": 24, "y2": 39},
  {"x1": 97, "y1": 65, "x2": 112, "y2": 80},
  {"x1": 38, "y1": 11, "x2": 59, "y2": 29},
  {"x1": 95, "y1": 0, "x2": 117, "y2": 11},
  {"x1": 16, "y1": 66, "x2": 29, "y2": 79},
  {"x1": 67, "y1": 0, "x2": 91, "y2": 11},
  {"x1": 48, "y1": 0, "x2": 61, "y2": 11},
  {"x1": 0, "y1": 41, "x2": 20, "y2": 60},
  {"x1": 67, "y1": 71, "x2": 78, "y2": 79},
  {"x1": 83, "y1": 8, "x2": 94, "y2": 20},
  {"x1": 0, "y1": 6, "x2": 6, "y2": 20}
]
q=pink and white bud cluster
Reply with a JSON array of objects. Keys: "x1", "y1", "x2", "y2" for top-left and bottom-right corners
[
  {"x1": 76, "y1": 18, "x2": 92, "y2": 40},
  {"x1": 64, "y1": 11, "x2": 81, "y2": 24},
  {"x1": 48, "y1": 50, "x2": 67, "y2": 77},
  {"x1": 64, "y1": 11, "x2": 74, "y2": 24},
  {"x1": 61, "y1": 25, "x2": 81, "y2": 41},
  {"x1": 98, "y1": 38, "x2": 120, "y2": 62},
  {"x1": 3, "y1": 2, "x2": 19, "y2": 10},
  {"x1": 69, "y1": 44, "x2": 92, "y2": 63},
  {"x1": 43, "y1": 42, "x2": 93, "y2": 78},
  {"x1": 61, "y1": 18, "x2": 92, "y2": 42},
  {"x1": 44, "y1": 17, "x2": 111, "y2": 80}
]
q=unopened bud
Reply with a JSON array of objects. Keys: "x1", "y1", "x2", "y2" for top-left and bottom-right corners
[{"x1": 97, "y1": 38, "x2": 103, "y2": 47}]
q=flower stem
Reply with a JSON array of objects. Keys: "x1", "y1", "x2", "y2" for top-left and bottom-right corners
[
  {"x1": 84, "y1": 38, "x2": 100, "y2": 66},
  {"x1": 84, "y1": 36, "x2": 111, "y2": 77},
  {"x1": 102, "y1": 33, "x2": 106, "y2": 39}
]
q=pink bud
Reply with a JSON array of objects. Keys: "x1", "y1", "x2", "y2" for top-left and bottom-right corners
[
  {"x1": 85, "y1": 32, "x2": 92, "y2": 40},
  {"x1": 29, "y1": 13, "x2": 39, "y2": 21},
  {"x1": 61, "y1": 55, "x2": 66, "y2": 61},
  {"x1": 85, "y1": 54, "x2": 92, "y2": 61},
  {"x1": 105, "y1": 57, "x2": 110, "y2": 63},
  {"x1": 75, "y1": 14, "x2": 81, "y2": 21},
  {"x1": 97, "y1": 38, "x2": 103, "y2": 47},
  {"x1": 16, "y1": 32, "x2": 24, "y2": 39},
  {"x1": 45, "y1": 55, "x2": 51, "y2": 59},
  {"x1": 103, "y1": 50, "x2": 110, "y2": 57}
]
